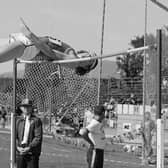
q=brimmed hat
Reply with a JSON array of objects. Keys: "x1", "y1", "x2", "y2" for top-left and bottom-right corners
[{"x1": 19, "y1": 98, "x2": 33, "y2": 107}]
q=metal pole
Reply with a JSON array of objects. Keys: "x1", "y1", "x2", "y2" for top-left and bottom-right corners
[
  {"x1": 49, "y1": 85, "x2": 52, "y2": 132},
  {"x1": 97, "y1": 0, "x2": 106, "y2": 105},
  {"x1": 156, "y1": 29, "x2": 164, "y2": 168},
  {"x1": 142, "y1": 0, "x2": 148, "y2": 165},
  {"x1": 156, "y1": 29, "x2": 162, "y2": 120},
  {"x1": 10, "y1": 58, "x2": 17, "y2": 168}
]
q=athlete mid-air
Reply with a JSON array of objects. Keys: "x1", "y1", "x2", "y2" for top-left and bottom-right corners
[{"x1": 0, "y1": 18, "x2": 98, "y2": 75}]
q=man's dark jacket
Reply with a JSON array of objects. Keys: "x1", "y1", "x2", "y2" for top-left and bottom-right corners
[{"x1": 16, "y1": 114, "x2": 43, "y2": 156}]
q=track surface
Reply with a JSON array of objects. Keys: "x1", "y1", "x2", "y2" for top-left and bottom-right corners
[{"x1": 0, "y1": 130, "x2": 153, "y2": 168}]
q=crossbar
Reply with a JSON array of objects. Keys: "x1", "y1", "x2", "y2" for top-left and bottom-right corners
[{"x1": 18, "y1": 45, "x2": 152, "y2": 64}]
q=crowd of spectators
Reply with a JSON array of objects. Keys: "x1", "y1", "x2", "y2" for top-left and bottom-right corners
[{"x1": 113, "y1": 93, "x2": 142, "y2": 105}]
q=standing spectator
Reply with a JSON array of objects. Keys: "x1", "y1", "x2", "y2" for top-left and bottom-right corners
[
  {"x1": 140, "y1": 111, "x2": 155, "y2": 164},
  {"x1": 127, "y1": 93, "x2": 137, "y2": 105},
  {"x1": 106, "y1": 97, "x2": 117, "y2": 117},
  {"x1": 33, "y1": 108, "x2": 38, "y2": 116},
  {"x1": 105, "y1": 97, "x2": 117, "y2": 128},
  {"x1": 83, "y1": 106, "x2": 94, "y2": 127},
  {"x1": 16, "y1": 98, "x2": 43, "y2": 168},
  {"x1": 79, "y1": 105, "x2": 106, "y2": 168},
  {"x1": 162, "y1": 78, "x2": 168, "y2": 89},
  {"x1": 1, "y1": 106, "x2": 7, "y2": 128}
]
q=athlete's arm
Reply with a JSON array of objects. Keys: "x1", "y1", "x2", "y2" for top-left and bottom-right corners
[{"x1": 79, "y1": 128, "x2": 94, "y2": 146}]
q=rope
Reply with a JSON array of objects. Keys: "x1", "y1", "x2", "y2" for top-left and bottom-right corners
[
  {"x1": 97, "y1": 0, "x2": 107, "y2": 104},
  {"x1": 57, "y1": 83, "x2": 88, "y2": 123},
  {"x1": 150, "y1": 0, "x2": 168, "y2": 12}
]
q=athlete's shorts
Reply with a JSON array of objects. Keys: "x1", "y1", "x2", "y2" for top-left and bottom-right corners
[{"x1": 87, "y1": 148, "x2": 104, "y2": 168}]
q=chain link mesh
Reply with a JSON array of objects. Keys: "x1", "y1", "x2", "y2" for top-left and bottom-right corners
[{"x1": 16, "y1": 64, "x2": 97, "y2": 121}]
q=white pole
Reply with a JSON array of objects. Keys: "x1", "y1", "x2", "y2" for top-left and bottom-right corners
[
  {"x1": 10, "y1": 59, "x2": 17, "y2": 168},
  {"x1": 157, "y1": 119, "x2": 164, "y2": 168},
  {"x1": 156, "y1": 29, "x2": 164, "y2": 168},
  {"x1": 10, "y1": 112, "x2": 16, "y2": 168}
]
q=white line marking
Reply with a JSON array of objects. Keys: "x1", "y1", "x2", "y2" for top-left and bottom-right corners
[
  {"x1": 41, "y1": 151, "x2": 69, "y2": 158},
  {"x1": 104, "y1": 158, "x2": 141, "y2": 165}
]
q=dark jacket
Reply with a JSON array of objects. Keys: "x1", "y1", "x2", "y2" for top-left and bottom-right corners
[{"x1": 16, "y1": 114, "x2": 43, "y2": 156}]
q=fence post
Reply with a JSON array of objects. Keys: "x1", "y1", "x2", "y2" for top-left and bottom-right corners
[
  {"x1": 156, "y1": 29, "x2": 164, "y2": 168},
  {"x1": 10, "y1": 58, "x2": 17, "y2": 168}
]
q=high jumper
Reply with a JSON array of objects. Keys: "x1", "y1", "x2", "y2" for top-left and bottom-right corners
[{"x1": 0, "y1": 18, "x2": 98, "y2": 76}]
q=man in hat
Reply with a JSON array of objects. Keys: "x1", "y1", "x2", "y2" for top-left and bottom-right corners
[{"x1": 16, "y1": 98, "x2": 43, "y2": 168}]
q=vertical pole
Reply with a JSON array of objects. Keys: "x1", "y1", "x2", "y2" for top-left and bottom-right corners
[
  {"x1": 142, "y1": 0, "x2": 147, "y2": 164},
  {"x1": 156, "y1": 29, "x2": 162, "y2": 119},
  {"x1": 156, "y1": 29, "x2": 164, "y2": 168},
  {"x1": 47, "y1": 82, "x2": 52, "y2": 132},
  {"x1": 10, "y1": 58, "x2": 17, "y2": 168},
  {"x1": 49, "y1": 85, "x2": 52, "y2": 132},
  {"x1": 97, "y1": 0, "x2": 106, "y2": 105}
]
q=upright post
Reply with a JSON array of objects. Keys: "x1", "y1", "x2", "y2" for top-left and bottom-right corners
[
  {"x1": 97, "y1": 0, "x2": 106, "y2": 105},
  {"x1": 49, "y1": 84, "x2": 52, "y2": 132},
  {"x1": 142, "y1": 0, "x2": 148, "y2": 165},
  {"x1": 156, "y1": 29, "x2": 164, "y2": 168},
  {"x1": 10, "y1": 58, "x2": 17, "y2": 168}
]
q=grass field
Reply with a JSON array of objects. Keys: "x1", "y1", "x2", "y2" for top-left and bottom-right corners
[{"x1": 0, "y1": 128, "x2": 159, "y2": 168}]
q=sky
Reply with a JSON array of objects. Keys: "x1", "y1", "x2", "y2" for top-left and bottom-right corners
[{"x1": 0, "y1": 0, "x2": 168, "y2": 73}]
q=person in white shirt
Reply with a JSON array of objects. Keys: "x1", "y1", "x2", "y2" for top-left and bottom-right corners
[
  {"x1": 79, "y1": 105, "x2": 106, "y2": 168},
  {"x1": 83, "y1": 106, "x2": 94, "y2": 127}
]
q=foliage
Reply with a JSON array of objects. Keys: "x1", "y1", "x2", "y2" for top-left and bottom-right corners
[
  {"x1": 116, "y1": 36, "x2": 144, "y2": 78},
  {"x1": 115, "y1": 34, "x2": 157, "y2": 103},
  {"x1": 115, "y1": 32, "x2": 168, "y2": 104},
  {"x1": 116, "y1": 32, "x2": 168, "y2": 79}
]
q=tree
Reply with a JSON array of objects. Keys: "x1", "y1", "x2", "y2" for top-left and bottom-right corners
[
  {"x1": 116, "y1": 34, "x2": 157, "y2": 79},
  {"x1": 116, "y1": 36, "x2": 144, "y2": 79},
  {"x1": 116, "y1": 34, "x2": 157, "y2": 103},
  {"x1": 116, "y1": 32, "x2": 168, "y2": 104}
]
